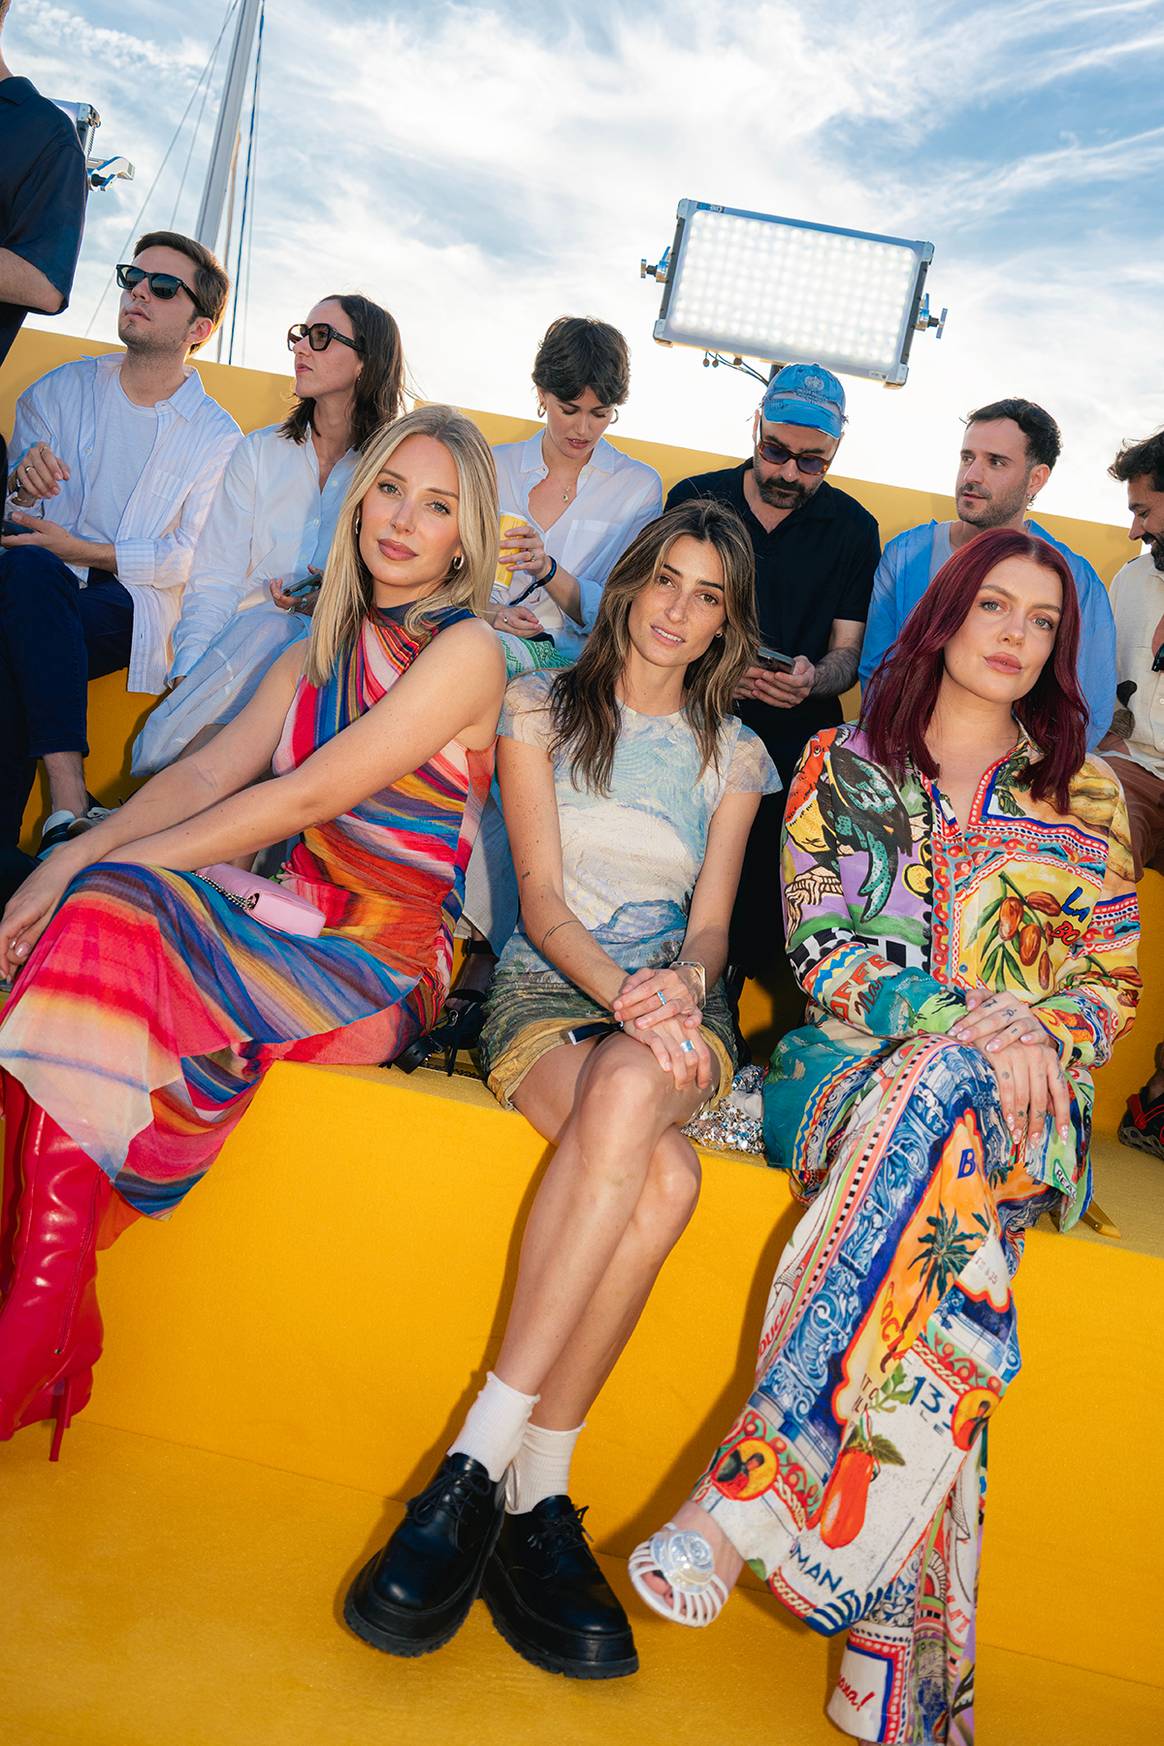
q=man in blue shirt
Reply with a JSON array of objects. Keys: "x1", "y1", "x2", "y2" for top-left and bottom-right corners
[
  {"x1": 0, "y1": 0, "x2": 87, "y2": 371},
  {"x1": 859, "y1": 398, "x2": 1116, "y2": 748}
]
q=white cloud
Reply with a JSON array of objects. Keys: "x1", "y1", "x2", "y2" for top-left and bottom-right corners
[{"x1": 11, "y1": 0, "x2": 1164, "y2": 533}]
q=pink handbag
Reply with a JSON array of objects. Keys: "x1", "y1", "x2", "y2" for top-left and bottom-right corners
[{"x1": 196, "y1": 863, "x2": 326, "y2": 937}]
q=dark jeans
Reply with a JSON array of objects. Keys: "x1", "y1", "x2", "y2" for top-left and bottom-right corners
[{"x1": 0, "y1": 544, "x2": 134, "y2": 847}]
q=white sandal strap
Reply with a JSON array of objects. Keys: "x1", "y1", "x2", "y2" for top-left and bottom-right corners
[{"x1": 628, "y1": 1522, "x2": 729, "y2": 1629}]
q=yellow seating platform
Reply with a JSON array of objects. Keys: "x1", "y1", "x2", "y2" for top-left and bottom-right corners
[{"x1": 1, "y1": 1061, "x2": 1161, "y2": 1743}]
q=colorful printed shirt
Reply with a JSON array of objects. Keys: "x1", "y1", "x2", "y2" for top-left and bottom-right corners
[{"x1": 764, "y1": 723, "x2": 1141, "y2": 1229}]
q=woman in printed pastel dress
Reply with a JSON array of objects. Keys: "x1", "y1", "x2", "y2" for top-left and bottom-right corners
[
  {"x1": 0, "y1": 405, "x2": 506, "y2": 1456},
  {"x1": 342, "y1": 500, "x2": 781, "y2": 1680},
  {"x1": 628, "y1": 528, "x2": 1140, "y2": 1744}
]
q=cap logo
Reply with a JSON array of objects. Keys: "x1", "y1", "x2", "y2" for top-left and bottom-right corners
[{"x1": 803, "y1": 373, "x2": 825, "y2": 393}]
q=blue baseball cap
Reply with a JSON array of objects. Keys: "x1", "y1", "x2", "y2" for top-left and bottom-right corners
[{"x1": 760, "y1": 363, "x2": 846, "y2": 440}]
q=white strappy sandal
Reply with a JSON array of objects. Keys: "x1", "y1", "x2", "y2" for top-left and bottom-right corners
[{"x1": 628, "y1": 1522, "x2": 730, "y2": 1628}]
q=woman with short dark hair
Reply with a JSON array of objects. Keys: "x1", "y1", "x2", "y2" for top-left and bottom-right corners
[
  {"x1": 627, "y1": 528, "x2": 1140, "y2": 1741},
  {"x1": 488, "y1": 315, "x2": 661, "y2": 669},
  {"x1": 133, "y1": 293, "x2": 406, "y2": 772},
  {"x1": 343, "y1": 500, "x2": 780, "y2": 1680}
]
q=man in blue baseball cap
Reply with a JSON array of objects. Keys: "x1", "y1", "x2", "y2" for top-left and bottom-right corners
[{"x1": 667, "y1": 361, "x2": 880, "y2": 1000}]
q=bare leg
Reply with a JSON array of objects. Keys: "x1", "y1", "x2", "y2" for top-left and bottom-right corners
[
  {"x1": 495, "y1": 1033, "x2": 707, "y2": 1400},
  {"x1": 42, "y1": 751, "x2": 87, "y2": 819}
]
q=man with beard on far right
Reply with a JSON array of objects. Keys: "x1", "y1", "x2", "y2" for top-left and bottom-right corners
[{"x1": 1098, "y1": 427, "x2": 1164, "y2": 1162}]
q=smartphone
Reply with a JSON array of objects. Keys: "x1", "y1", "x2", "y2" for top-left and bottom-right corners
[
  {"x1": 282, "y1": 572, "x2": 322, "y2": 600},
  {"x1": 2, "y1": 519, "x2": 31, "y2": 537},
  {"x1": 757, "y1": 645, "x2": 795, "y2": 672}
]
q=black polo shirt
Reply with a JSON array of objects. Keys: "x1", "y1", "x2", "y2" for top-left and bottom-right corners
[
  {"x1": 666, "y1": 461, "x2": 880, "y2": 781},
  {"x1": 0, "y1": 76, "x2": 87, "y2": 370}
]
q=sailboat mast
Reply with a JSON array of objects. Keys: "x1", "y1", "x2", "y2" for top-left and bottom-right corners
[{"x1": 194, "y1": 0, "x2": 262, "y2": 254}]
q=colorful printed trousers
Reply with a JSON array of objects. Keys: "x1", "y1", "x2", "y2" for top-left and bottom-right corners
[{"x1": 693, "y1": 1037, "x2": 1061, "y2": 1744}]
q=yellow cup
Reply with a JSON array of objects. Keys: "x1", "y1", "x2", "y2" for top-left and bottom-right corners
[{"x1": 495, "y1": 512, "x2": 529, "y2": 591}]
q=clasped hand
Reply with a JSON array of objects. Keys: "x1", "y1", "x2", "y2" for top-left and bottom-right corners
[
  {"x1": 612, "y1": 966, "x2": 710, "y2": 1092},
  {"x1": 949, "y1": 988, "x2": 1070, "y2": 1149}
]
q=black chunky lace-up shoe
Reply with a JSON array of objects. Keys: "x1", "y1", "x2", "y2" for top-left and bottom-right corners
[
  {"x1": 344, "y1": 1453, "x2": 505, "y2": 1657},
  {"x1": 481, "y1": 1495, "x2": 639, "y2": 1679}
]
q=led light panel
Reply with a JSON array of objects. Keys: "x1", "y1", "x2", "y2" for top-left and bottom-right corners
[{"x1": 653, "y1": 201, "x2": 935, "y2": 386}]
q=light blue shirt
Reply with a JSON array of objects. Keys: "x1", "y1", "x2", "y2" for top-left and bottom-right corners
[{"x1": 859, "y1": 519, "x2": 1117, "y2": 750}]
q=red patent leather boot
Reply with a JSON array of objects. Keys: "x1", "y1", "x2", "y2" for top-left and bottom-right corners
[
  {"x1": 0, "y1": 1071, "x2": 31, "y2": 1296},
  {"x1": 0, "y1": 1072, "x2": 126, "y2": 1459}
]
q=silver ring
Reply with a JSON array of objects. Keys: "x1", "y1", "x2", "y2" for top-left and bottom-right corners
[
  {"x1": 656, "y1": 989, "x2": 668, "y2": 1008},
  {"x1": 680, "y1": 1039, "x2": 696, "y2": 1054}
]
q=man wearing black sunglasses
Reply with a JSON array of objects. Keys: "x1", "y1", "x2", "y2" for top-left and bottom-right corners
[
  {"x1": 0, "y1": 229, "x2": 240, "y2": 856},
  {"x1": 666, "y1": 362, "x2": 880, "y2": 992}
]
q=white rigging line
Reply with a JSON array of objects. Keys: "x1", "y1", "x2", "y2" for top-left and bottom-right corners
[
  {"x1": 227, "y1": 0, "x2": 264, "y2": 365},
  {"x1": 84, "y1": 0, "x2": 242, "y2": 337},
  {"x1": 238, "y1": 6, "x2": 264, "y2": 366}
]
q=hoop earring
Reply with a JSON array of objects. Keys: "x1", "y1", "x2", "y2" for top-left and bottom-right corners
[
  {"x1": 451, "y1": 553, "x2": 464, "y2": 572},
  {"x1": 354, "y1": 512, "x2": 362, "y2": 534},
  {"x1": 610, "y1": 407, "x2": 619, "y2": 424},
  {"x1": 713, "y1": 629, "x2": 724, "y2": 639},
  {"x1": 536, "y1": 401, "x2": 546, "y2": 417}
]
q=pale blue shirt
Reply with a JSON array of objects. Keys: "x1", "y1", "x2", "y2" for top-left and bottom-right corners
[{"x1": 859, "y1": 518, "x2": 1117, "y2": 749}]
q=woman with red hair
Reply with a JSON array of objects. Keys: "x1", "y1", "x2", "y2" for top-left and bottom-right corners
[{"x1": 627, "y1": 529, "x2": 1140, "y2": 1742}]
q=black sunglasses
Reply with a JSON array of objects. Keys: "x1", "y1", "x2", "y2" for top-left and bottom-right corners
[
  {"x1": 756, "y1": 436, "x2": 831, "y2": 476},
  {"x1": 117, "y1": 263, "x2": 206, "y2": 316},
  {"x1": 287, "y1": 322, "x2": 363, "y2": 355}
]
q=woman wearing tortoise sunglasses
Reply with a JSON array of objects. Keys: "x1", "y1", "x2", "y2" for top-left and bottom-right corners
[{"x1": 133, "y1": 294, "x2": 406, "y2": 774}]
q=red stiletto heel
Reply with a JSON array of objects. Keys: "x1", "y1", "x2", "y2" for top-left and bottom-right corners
[{"x1": 48, "y1": 1373, "x2": 82, "y2": 1462}]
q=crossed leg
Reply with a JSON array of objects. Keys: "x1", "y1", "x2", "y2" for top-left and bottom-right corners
[{"x1": 499, "y1": 1030, "x2": 710, "y2": 1427}]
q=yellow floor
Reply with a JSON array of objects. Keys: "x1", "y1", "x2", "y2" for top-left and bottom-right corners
[{"x1": 4, "y1": 1418, "x2": 1162, "y2": 1746}]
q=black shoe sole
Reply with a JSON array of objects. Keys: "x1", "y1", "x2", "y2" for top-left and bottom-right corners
[
  {"x1": 343, "y1": 1586, "x2": 472, "y2": 1659},
  {"x1": 481, "y1": 1572, "x2": 639, "y2": 1681},
  {"x1": 343, "y1": 1510, "x2": 505, "y2": 1659},
  {"x1": 1118, "y1": 1119, "x2": 1164, "y2": 1162}
]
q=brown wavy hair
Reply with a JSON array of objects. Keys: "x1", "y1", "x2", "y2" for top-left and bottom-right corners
[
  {"x1": 280, "y1": 294, "x2": 405, "y2": 452},
  {"x1": 547, "y1": 499, "x2": 758, "y2": 795}
]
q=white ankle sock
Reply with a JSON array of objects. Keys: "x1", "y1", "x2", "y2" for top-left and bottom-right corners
[
  {"x1": 505, "y1": 1419, "x2": 585, "y2": 1514},
  {"x1": 448, "y1": 1372, "x2": 539, "y2": 1482}
]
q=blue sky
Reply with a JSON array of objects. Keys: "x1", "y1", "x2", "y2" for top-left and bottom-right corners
[{"x1": 9, "y1": 0, "x2": 1164, "y2": 527}]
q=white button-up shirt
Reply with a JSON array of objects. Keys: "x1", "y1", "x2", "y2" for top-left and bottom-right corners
[
  {"x1": 170, "y1": 423, "x2": 357, "y2": 679},
  {"x1": 9, "y1": 352, "x2": 240, "y2": 692},
  {"x1": 491, "y1": 432, "x2": 662, "y2": 658},
  {"x1": 1109, "y1": 549, "x2": 1164, "y2": 779}
]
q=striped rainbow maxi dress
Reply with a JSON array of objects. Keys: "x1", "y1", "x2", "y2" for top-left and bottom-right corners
[{"x1": 0, "y1": 604, "x2": 492, "y2": 1213}]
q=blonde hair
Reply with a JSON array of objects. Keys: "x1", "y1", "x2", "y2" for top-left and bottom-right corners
[{"x1": 305, "y1": 405, "x2": 499, "y2": 685}]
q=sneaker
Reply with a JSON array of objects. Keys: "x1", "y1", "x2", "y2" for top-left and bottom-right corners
[
  {"x1": 1118, "y1": 1090, "x2": 1164, "y2": 1162},
  {"x1": 37, "y1": 809, "x2": 81, "y2": 858},
  {"x1": 68, "y1": 801, "x2": 116, "y2": 835}
]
